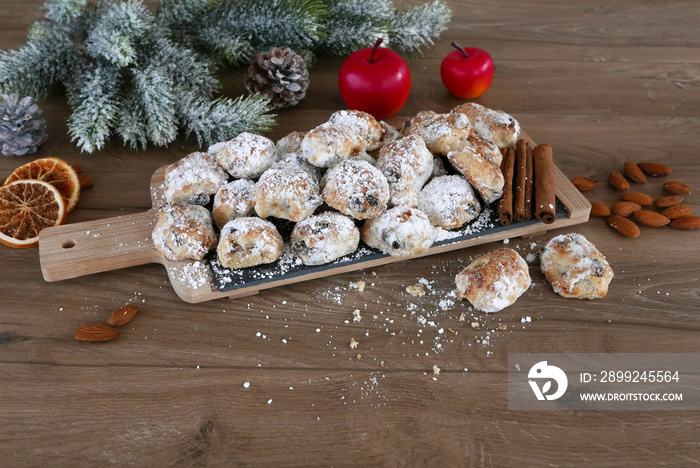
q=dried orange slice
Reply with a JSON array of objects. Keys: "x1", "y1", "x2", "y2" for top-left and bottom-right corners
[
  {"x1": 0, "y1": 179, "x2": 66, "y2": 248},
  {"x1": 3, "y1": 156, "x2": 80, "y2": 213}
]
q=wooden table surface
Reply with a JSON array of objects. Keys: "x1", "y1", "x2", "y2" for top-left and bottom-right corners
[{"x1": 2, "y1": 1, "x2": 699, "y2": 466}]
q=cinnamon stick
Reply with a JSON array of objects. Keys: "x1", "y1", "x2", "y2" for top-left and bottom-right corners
[
  {"x1": 513, "y1": 139, "x2": 528, "y2": 222},
  {"x1": 534, "y1": 144, "x2": 556, "y2": 224},
  {"x1": 522, "y1": 145, "x2": 534, "y2": 221},
  {"x1": 497, "y1": 146, "x2": 516, "y2": 226}
]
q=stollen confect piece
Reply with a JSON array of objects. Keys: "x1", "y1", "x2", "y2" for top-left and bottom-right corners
[
  {"x1": 328, "y1": 109, "x2": 383, "y2": 151},
  {"x1": 451, "y1": 102, "x2": 520, "y2": 149},
  {"x1": 253, "y1": 168, "x2": 323, "y2": 222},
  {"x1": 210, "y1": 132, "x2": 277, "y2": 179},
  {"x1": 217, "y1": 217, "x2": 284, "y2": 269},
  {"x1": 447, "y1": 148, "x2": 505, "y2": 204},
  {"x1": 418, "y1": 175, "x2": 481, "y2": 229},
  {"x1": 211, "y1": 179, "x2": 256, "y2": 229},
  {"x1": 276, "y1": 131, "x2": 305, "y2": 157},
  {"x1": 360, "y1": 206, "x2": 434, "y2": 257},
  {"x1": 152, "y1": 203, "x2": 217, "y2": 261},
  {"x1": 540, "y1": 233, "x2": 614, "y2": 299},
  {"x1": 291, "y1": 212, "x2": 360, "y2": 265},
  {"x1": 300, "y1": 122, "x2": 366, "y2": 168},
  {"x1": 399, "y1": 110, "x2": 473, "y2": 155},
  {"x1": 455, "y1": 248, "x2": 531, "y2": 313},
  {"x1": 321, "y1": 159, "x2": 389, "y2": 219},
  {"x1": 164, "y1": 152, "x2": 228, "y2": 205},
  {"x1": 376, "y1": 134, "x2": 434, "y2": 207}
]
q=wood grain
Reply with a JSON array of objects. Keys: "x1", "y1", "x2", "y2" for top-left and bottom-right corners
[{"x1": 2, "y1": 0, "x2": 700, "y2": 466}]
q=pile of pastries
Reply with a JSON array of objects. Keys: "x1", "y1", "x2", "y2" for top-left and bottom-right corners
[{"x1": 152, "y1": 104, "x2": 521, "y2": 269}]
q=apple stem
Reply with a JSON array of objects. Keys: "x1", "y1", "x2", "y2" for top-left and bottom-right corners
[
  {"x1": 451, "y1": 41, "x2": 469, "y2": 59},
  {"x1": 369, "y1": 37, "x2": 383, "y2": 64}
]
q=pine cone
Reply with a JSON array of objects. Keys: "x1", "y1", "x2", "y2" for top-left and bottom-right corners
[
  {"x1": 0, "y1": 93, "x2": 49, "y2": 157},
  {"x1": 245, "y1": 48, "x2": 309, "y2": 109}
]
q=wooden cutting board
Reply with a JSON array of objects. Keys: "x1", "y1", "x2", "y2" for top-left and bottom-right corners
[{"x1": 38, "y1": 131, "x2": 590, "y2": 303}]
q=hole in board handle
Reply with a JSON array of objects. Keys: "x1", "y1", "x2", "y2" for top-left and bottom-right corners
[{"x1": 61, "y1": 239, "x2": 76, "y2": 249}]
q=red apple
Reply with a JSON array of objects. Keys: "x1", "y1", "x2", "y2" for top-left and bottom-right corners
[
  {"x1": 440, "y1": 42, "x2": 494, "y2": 99},
  {"x1": 338, "y1": 38, "x2": 411, "y2": 120}
]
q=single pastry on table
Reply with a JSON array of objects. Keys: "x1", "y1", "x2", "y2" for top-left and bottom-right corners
[
  {"x1": 253, "y1": 168, "x2": 323, "y2": 222},
  {"x1": 376, "y1": 134, "x2": 433, "y2": 207},
  {"x1": 300, "y1": 122, "x2": 366, "y2": 168},
  {"x1": 211, "y1": 179, "x2": 256, "y2": 229},
  {"x1": 291, "y1": 211, "x2": 360, "y2": 265},
  {"x1": 152, "y1": 203, "x2": 217, "y2": 261},
  {"x1": 164, "y1": 152, "x2": 228, "y2": 205},
  {"x1": 447, "y1": 147, "x2": 505, "y2": 204},
  {"x1": 399, "y1": 110, "x2": 473, "y2": 155},
  {"x1": 540, "y1": 233, "x2": 614, "y2": 299},
  {"x1": 451, "y1": 102, "x2": 520, "y2": 149},
  {"x1": 418, "y1": 175, "x2": 481, "y2": 229},
  {"x1": 328, "y1": 109, "x2": 383, "y2": 151},
  {"x1": 360, "y1": 206, "x2": 434, "y2": 257},
  {"x1": 455, "y1": 248, "x2": 531, "y2": 313},
  {"x1": 216, "y1": 217, "x2": 283, "y2": 269},
  {"x1": 320, "y1": 159, "x2": 389, "y2": 219},
  {"x1": 210, "y1": 132, "x2": 277, "y2": 179}
]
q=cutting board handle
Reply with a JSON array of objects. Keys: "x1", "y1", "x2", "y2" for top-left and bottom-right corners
[{"x1": 39, "y1": 209, "x2": 158, "y2": 282}]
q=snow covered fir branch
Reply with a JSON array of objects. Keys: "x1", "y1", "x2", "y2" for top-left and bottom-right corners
[{"x1": 0, "y1": 0, "x2": 451, "y2": 153}]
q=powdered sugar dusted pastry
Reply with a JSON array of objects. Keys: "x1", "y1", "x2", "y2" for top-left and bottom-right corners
[
  {"x1": 418, "y1": 175, "x2": 480, "y2": 229},
  {"x1": 216, "y1": 217, "x2": 283, "y2": 269},
  {"x1": 276, "y1": 131, "x2": 305, "y2": 156},
  {"x1": 291, "y1": 212, "x2": 360, "y2": 265},
  {"x1": 451, "y1": 103, "x2": 520, "y2": 149},
  {"x1": 328, "y1": 110, "x2": 383, "y2": 151},
  {"x1": 360, "y1": 206, "x2": 434, "y2": 257},
  {"x1": 211, "y1": 179, "x2": 255, "y2": 229},
  {"x1": 210, "y1": 132, "x2": 277, "y2": 179},
  {"x1": 455, "y1": 248, "x2": 531, "y2": 313},
  {"x1": 321, "y1": 159, "x2": 389, "y2": 219},
  {"x1": 540, "y1": 233, "x2": 614, "y2": 299},
  {"x1": 270, "y1": 152, "x2": 322, "y2": 181},
  {"x1": 467, "y1": 133, "x2": 503, "y2": 167},
  {"x1": 253, "y1": 168, "x2": 322, "y2": 221},
  {"x1": 399, "y1": 111, "x2": 472, "y2": 155},
  {"x1": 447, "y1": 148, "x2": 504, "y2": 204},
  {"x1": 152, "y1": 203, "x2": 217, "y2": 261},
  {"x1": 376, "y1": 134, "x2": 433, "y2": 207},
  {"x1": 164, "y1": 152, "x2": 228, "y2": 205},
  {"x1": 301, "y1": 122, "x2": 365, "y2": 168}
]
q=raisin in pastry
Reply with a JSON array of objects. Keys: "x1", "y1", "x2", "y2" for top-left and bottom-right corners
[{"x1": 360, "y1": 206, "x2": 434, "y2": 257}]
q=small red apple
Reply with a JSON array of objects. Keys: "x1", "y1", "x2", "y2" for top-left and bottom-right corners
[
  {"x1": 338, "y1": 38, "x2": 411, "y2": 120},
  {"x1": 440, "y1": 42, "x2": 494, "y2": 99}
]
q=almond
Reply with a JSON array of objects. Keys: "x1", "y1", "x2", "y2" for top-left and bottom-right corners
[
  {"x1": 662, "y1": 205, "x2": 693, "y2": 220},
  {"x1": 669, "y1": 216, "x2": 700, "y2": 230},
  {"x1": 637, "y1": 162, "x2": 672, "y2": 177},
  {"x1": 663, "y1": 181, "x2": 691, "y2": 195},
  {"x1": 633, "y1": 210, "x2": 670, "y2": 227},
  {"x1": 623, "y1": 162, "x2": 647, "y2": 184},
  {"x1": 611, "y1": 201, "x2": 642, "y2": 217},
  {"x1": 654, "y1": 195, "x2": 684, "y2": 208},
  {"x1": 107, "y1": 305, "x2": 139, "y2": 327},
  {"x1": 571, "y1": 177, "x2": 598, "y2": 191},
  {"x1": 75, "y1": 324, "x2": 120, "y2": 342},
  {"x1": 608, "y1": 170, "x2": 630, "y2": 191},
  {"x1": 590, "y1": 202, "x2": 611, "y2": 217},
  {"x1": 620, "y1": 192, "x2": 654, "y2": 206},
  {"x1": 606, "y1": 215, "x2": 641, "y2": 238}
]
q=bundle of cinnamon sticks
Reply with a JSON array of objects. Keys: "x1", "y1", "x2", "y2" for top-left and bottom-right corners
[{"x1": 498, "y1": 139, "x2": 556, "y2": 225}]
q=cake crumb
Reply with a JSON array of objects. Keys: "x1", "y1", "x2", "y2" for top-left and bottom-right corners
[
  {"x1": 351, "y1": 280, "x2": 366, "y2": 291},
  {"x1": 432, "y1": 365, "x2": 441, "y2": 375},
  {"x1": 459, "y1": 314, "x2": 466, "y2": 322},
  {"x1": 350, "y1": 337, "x2": 359, "y2": 349},
  {"x1": 353, "y1": 309, "x2": 362, "y2": 323},
  {"x1": 406, "y1": 283, "x2": 426, "y2": 296},
  {"x1": 497, "y1": 325, "x2": 508, "y2": 331},
  {"x1": 471, "y1": 321, "x2": 480, "y2": 329},
  {"x1": 356, "y1": 354, "x2": 362, "y2": 360}
]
